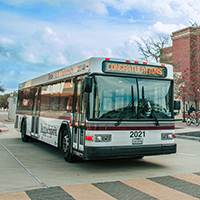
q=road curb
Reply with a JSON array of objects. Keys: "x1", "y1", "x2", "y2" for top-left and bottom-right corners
[
  {"x1": 4, "y1": 118, "x2": 15, "y2": 123},
  {"x1": 0, "y1": 129, "x2": 8, "y2": 132},
  {"x1": 0, "y1": 122, "x2": 9, "y2": 133},
  {"x1": 176, "y1": 135, "x2": 200, "y2": 141}
]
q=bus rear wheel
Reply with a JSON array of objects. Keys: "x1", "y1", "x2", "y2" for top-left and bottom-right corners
[{"x1": 61, "y1": 130, "x2": 77, "y2": 162}]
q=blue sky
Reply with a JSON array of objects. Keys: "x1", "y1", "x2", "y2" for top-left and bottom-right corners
[{"x1": 1, "y1": 0, "x2": 200, "y2": 93}]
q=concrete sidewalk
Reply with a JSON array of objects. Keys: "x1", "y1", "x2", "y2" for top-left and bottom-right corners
[
  {"x1": 0, "y1": 119, "x2": 18, "y2": 134},
  {"x1": 175, "y1": 120, "x2": 200, "y2": 141},
  {"x1": 175, "y1": 120, "x2": 200, "y2": 133}
]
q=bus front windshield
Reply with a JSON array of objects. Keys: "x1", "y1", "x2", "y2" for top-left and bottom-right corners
[{"x1": 89, "y1": 75, "x2": 173, "y2": 120}]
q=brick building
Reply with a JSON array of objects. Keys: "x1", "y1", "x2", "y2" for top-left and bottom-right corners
[
  {"x1": 162, "y1": 26, "x2": 200, "y2": 73},
  {"x1": 162, "y1": 26, "x2": 200, "y2": 116}
]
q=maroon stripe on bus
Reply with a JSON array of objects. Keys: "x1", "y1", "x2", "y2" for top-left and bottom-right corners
[
  {"x1": 16, "y1": 112, "x2": 71, "y2": 120},
  {"x1": 85, "y1": 126, "x2": 175, "y2": 131},
  {"x1": 39, "y1": 114, "x2": 71, "y2": 120}
]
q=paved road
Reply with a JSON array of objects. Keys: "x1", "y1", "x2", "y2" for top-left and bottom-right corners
[
  {"x1": 1, "y1": 111, "x2": 200, "y2": 199},
  {"x1": 1, "y1": 172, "x2": 200, "y2": 200}
]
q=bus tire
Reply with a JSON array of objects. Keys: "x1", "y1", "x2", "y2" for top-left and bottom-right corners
[
  {"x1": 61, "y1": 130, "x2": 77, "y2": 162},
  {"x1": 21, "y1": 120, "x2": 29, "y2": 142}
]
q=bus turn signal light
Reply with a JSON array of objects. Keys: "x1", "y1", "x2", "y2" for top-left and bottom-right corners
[
  {"x1": 69, "y1": 119, "x2": 73, "y2": 127},
  {"x1": 85, "y1": 136, "x2": 93, "y2": 141}
]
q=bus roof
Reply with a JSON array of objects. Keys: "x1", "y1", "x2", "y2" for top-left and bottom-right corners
[{"x1": 18, "y1": 57, "x2": 173, "y2": 90}]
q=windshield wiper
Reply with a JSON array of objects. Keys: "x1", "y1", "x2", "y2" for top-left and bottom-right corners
[
  {"x1": 152, "y1": 110, "x2": 159, "y2": 126},
  {"x1": 138, "y1": 86, "x2": 159, "y2": 126},
  {"x1": 115, "y1": 85, "x2": 134, "y2": 126}
]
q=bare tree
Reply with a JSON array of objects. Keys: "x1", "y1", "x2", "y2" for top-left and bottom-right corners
[
  {"x1": 136, "y1": 35, "x2": 170, "y2": 63},
  {"x1": 189, "y1": 19, "x2": 199, "y2": 27},
  {"x1": 0, "y1": 82, "x2": 5, "y2": 93}
]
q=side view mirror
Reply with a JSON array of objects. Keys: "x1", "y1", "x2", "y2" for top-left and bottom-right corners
[
  {"x1": 174, "y1": 100, "x2": 181, "y2": 116},
  {"x1": 174, "y1": 100, "x2": 181, "y2": 110},
  {"x1": 84, "y1": 77, "x2": 92, "y2": 93}
]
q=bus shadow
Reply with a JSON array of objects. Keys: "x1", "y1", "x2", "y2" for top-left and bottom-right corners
[
  {"x1": 78, "y1": 157, "x2": 167, "y2": 172},
  {"x1": 13, "y1": 137, "x2": 169, "y2": 173}
]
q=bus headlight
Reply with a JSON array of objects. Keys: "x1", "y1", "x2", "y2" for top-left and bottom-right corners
[
  {"x1": 167, "y1": 134, "x2": 173, "y2": 139},
  {"x1": 96, "y1": 136, "x2": 103, "y2": 142},
  {"x1": 94, "y1": 134, "x2": 111, "y2": 142},
  {"x1": 161, "y1": 133, "x2": 175, "y2": 140}
]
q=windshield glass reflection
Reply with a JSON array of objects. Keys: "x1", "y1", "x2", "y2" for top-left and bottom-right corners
[{"x1": 89, "y1": 76, "x2": 173, "y2": 120}]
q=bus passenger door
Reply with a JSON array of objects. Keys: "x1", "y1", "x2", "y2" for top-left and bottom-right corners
[
  {"x1": 31, "y1": 87, "x2": 41, "y2": 138},
  {"x1": 79, "y1": 81, "x2": 86, "y2": 151},
  {"x1": 73, "y1": 79, "x2": 86, "y2": 152}
]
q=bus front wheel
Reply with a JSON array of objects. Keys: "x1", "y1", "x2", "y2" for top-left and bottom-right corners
[
  {"x1": 21, "y1": 120, "x2": 29, "y2": 142},
  {"x1": 61, "y1": 130, "x2": 77, "y2": 162}
]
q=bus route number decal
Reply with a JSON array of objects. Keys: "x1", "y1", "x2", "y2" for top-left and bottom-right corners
[{"x1": 130, "y1": 131, "x2": 145, "y2": 138}]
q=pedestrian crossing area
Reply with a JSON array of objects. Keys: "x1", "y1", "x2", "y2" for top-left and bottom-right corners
[{"x1": 1, "y1": 172, "x2": 200, "y2": 200}]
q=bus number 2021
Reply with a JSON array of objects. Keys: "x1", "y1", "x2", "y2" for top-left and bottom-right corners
[{"x1": 130, "y1": 131, "x2": 145, "y2": 138}]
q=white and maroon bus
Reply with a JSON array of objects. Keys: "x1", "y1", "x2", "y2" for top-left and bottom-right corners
[{"x1": 15, "y1": 57, "x2": 178, "y2": 162}]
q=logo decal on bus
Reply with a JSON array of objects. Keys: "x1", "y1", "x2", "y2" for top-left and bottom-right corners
[
  {"x1": 40, "y1": 122, "x2": 57, "y2": 137},
  {"x1": 48, "y1": 64, "x2": 84, "y2": 80}
]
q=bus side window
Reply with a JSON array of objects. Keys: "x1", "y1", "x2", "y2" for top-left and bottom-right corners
[
  {"x1": 32, "y1": 87, "x2": 41, "y2": 112},
  {"x1": 17, "y1": 90, "x2": 23, "y2": 110},
  {"x1": 50, "y1": 83, "x2": 61, "y2": 111},
  {"x1": 66, "y1": 96, "x2": 73, "y2": 111},
  {"x1": 40, "y1": 85, "x2": 51, "y2": 111},
  {"x1": 75, "y1": 80, "x2": 81, "y2": 119},
  {"x1": 60, "y1": 79, "x2": 74, "y2": 112},
  {"x1": 17, "y1": 88, "x2": 34, "y2": 112}
]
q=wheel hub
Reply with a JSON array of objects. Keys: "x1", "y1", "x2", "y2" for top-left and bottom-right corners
[{"x1": 62, "y1": 135, "x2": 69, "y2": 153}]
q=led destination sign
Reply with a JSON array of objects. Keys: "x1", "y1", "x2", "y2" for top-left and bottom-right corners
[{"x1": 102, "y1": 61, "x2": 167, "y2": 78}]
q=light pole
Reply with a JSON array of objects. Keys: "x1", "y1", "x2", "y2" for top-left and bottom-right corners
[
  {"x1": 197, "y1": 89, "x2": 199, "y2": 117},
  {"x1": 182, "y1": 82, "x2": 186, "y2": 122}
]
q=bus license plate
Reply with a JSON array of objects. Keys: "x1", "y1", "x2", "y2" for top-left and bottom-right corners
[{"x1": 132, "y1": 138, "x2": 143, "y2": 145}]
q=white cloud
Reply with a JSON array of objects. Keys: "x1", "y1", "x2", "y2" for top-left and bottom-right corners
[
  {"x1": 78, "y1": 0, "x2": 109, "y2": 15},
  {"x1": 55, "y1": 52, "x2": 69, "y2": 65},
  {"x1": 0, "y1": 0, "x2": 63, "y2": 7},
  {"x1": 148, "y1": 22, "x2": 186, "y2": 35},
  {"x1": 0, "y1": 36, "x2": 14, "y2": 44},
  {"x1": 32, "y1": 27, "x2": 66, "y2": 49},
  {"x1": 109, "y1": 0, "x2": 200, "y2": 21},
  {"x1": 1, "y1": 0, "x2": 200, "y2": 20},
  {"x1": 2, "y1": 0, "x2": 200, "y2": 24},
  {"x1": 28, "y1": 53, "x2": 37, "y2": 62},
  {"x1": 2, "y1": 0, "x2": 200, "y2": 93},
  {"x1": 125, "y1": 35, "x2": 141, "y2": 46},
  {"x1": 0, "y1": 0, "x2": 109, "y2": 15}
]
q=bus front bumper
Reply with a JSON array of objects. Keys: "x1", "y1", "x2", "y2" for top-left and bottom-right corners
[{"x1": 84, "y1": 143, "x2": 176, "y2": 160}]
